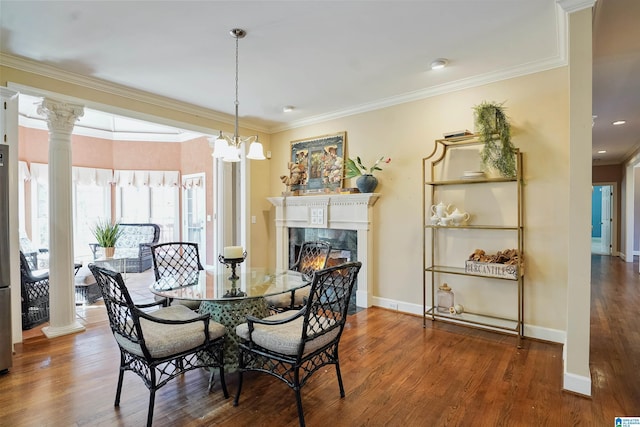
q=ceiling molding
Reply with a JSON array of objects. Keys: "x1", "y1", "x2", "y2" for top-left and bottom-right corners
[
  {"x1": 17, "y1": 114, "x2": 201, "y2": 143},
  {"x1": 0, "y1": 52, "x2": 271, "y2": 134},
  {"x1": 274, "y1": 54, "x2": 568, "y2": 133},
  {"x1": 556, "y1": 0, "x2": 597, "y2": 14}
]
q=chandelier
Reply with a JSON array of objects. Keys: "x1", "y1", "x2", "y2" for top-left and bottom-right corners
[{"x1": 210, "y1": 28, "x2": 265, "y2": 162}]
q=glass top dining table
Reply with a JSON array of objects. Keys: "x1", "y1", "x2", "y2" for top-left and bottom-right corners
[
  {"x1": 149, "y1": 267, "x2": 310, "y2": 302},
  {"x1": 150, "y1": 267, "x2": 311, "y2": 371}
]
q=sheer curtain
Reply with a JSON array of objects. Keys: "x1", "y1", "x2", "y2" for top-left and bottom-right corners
[
  {"x1": 73, "y1": 166, "x2": 113, "y2": 259},
  {"x1": 115, "y1": 170, "x2": 180, "y2": 242}
]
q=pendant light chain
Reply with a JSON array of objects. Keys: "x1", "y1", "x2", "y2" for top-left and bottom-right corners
[
  {"x1": 234, "y1": 31, "x2": 240, "y2": 145},
  {"x1": 209, "y1": 28, "x2": 265, "y2": 161}
]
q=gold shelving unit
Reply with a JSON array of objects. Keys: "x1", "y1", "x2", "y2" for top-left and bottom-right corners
[{"x1": 422, "y1": 134, "x2": 524, "y2": 347}]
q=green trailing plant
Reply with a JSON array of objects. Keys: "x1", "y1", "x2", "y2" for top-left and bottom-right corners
[
  {"x1": 344, "y1": 156, "x2": 391, "y2": 179},
  {"x1": 473, "y1": 101, "x2": 517, "y2": 178},
  {"x1": 91, "y1": 219, "x2": 123, "y2": 247}
]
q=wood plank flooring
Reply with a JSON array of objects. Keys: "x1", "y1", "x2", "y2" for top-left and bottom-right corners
[{"x1": 1, "y1": 255, "x2": 638, "y2": 426}]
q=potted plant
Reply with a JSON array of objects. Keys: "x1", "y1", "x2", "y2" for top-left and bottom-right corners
[
  {"x1": 91, "y1": 219, "x2": 123, "y2": 258},
  {"x1": 344, "y1": 156, "x2": 391, "y2": 193},
  {"x1": 473, "y1": 101, "x2": 517, "y2": 178}
]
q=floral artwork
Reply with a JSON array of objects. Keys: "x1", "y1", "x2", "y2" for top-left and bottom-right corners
[{"x1": 290, "y1": 132, "x2": 345, "y2": 190}]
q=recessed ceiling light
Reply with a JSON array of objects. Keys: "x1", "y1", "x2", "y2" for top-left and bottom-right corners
[
  {"x1": 430, "y1": 58, "x2": 448, "y2": 70},
  {"x1": 597, "y1": 150, "x2": 606, "y2": 154},
  {"x1": 612, "y1": 120, "x2": 626, "y2": 125},
  {"x1": 282, "y1": 105, "x2": 295, "y2": 113}
]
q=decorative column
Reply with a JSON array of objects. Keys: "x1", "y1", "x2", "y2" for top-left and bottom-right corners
[{"x1": 37, "y1": 99, "x2": 85, "y2": 338}]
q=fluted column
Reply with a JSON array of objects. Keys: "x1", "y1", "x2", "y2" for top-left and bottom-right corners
[{"x1": 37, "y1": 99, "x2": 85, "y2": 338}]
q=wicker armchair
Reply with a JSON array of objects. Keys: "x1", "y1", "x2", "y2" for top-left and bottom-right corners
[
  {"x1": 150, "y1": 242, "x2": 203, "y2": 310},
  {"x1": 265, "y1": 240, "x2": 331, "y2": 311},
  {"x1": 20, "y1": 251, "x2": 83, "y2": 329},
  {"x1": 89, "y1": 264, "x2": 228, "y2": 427},
  {"x1": 234, "y1": 262, "x2": 362, "y2": 427},
  {"x1": 19, "y1": 251, "x2": 50, "y2": 330}
]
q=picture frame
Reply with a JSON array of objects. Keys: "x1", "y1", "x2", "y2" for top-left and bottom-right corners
[{"x1": 290, "y1": 132, "x2": 346, "y2": 190}]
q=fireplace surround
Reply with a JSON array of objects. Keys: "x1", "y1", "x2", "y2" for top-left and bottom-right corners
[{"x1": 267, "y1": 193, "x2": 379, "y2": 307}]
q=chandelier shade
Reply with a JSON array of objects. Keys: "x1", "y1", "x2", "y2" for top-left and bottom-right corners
[{"x1": 210, "y1": 28, "x2": 266, "y2": 162}]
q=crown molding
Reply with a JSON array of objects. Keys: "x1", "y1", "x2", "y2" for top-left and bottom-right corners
[
  {"x1": 274, "y1": 54, "x2": 567, "y2": 133},
  {"x1": 0, "y1": 52, "x2": 271, "y2": 134},
  {"x1": 2, "y1": 0, "x2": 571, "y2": 138},
  {"x1": 556, "y1": 0, "x2": 597, "y2": 14}
]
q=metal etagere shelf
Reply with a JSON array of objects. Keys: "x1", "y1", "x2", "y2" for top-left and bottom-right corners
[{"x1": 422, "y1": 134, "x2": 524, "y2": 347}]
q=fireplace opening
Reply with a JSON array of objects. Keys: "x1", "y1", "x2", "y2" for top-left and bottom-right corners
[{"x1": 289, "y1": 228, "x2": 360, "y2": 313}]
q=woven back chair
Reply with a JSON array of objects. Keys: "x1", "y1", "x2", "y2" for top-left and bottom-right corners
[
  {"x1": 151, "y1": 242, "x2": 203, "y2": 280},
  {"x1": 151, "y1": 242, "x2": 203, "y2": 310},
  {"x1": 88, "y1": 264, "x2": 228, "y2": 427},
  {"x1": 266, "y1": 240, "x2": 332, "y2": 311},
  {"x1": 19, "y1": 250, "x2": 50, "y2": 330},
  {"x1": 234, "y1": 261, "x2": 362, "y2": 427}
]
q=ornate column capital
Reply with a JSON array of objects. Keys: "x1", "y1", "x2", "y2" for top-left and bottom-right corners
[{"x1": 37, "y1": 98, "x2": 84, "y2": 133}]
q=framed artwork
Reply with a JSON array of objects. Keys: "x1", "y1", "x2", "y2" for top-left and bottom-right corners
[{"x1": 290, "y1": 132, "x2": 346, "y2": 190}]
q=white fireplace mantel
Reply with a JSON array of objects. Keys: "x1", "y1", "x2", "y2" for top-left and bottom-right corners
[{"x1": 268, "y1": 193, "x2": 379, "y2": 308}]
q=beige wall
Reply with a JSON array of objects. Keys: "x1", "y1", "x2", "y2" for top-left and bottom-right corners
[
  {"x1": 3, "y1": 62, "x2": 576, "y2": 335},
  {"x1": 269, "y1": 67, "x2": 571, "y2": 334}
]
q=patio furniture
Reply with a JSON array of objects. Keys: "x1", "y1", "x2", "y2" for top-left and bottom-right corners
[
  {"x1": 89, "y1": 264, "x2": 228, "y2": 427},
  {"x1": 20, "y1": 250, "x2": 82, "y2": 329},
  {"x1": 265, "y1": 240, "x2": 331, "y2": 311},
  {"x1": 151, "y1": 242, "x2": 203, "y2": 310},
  {"x1": 89, "y1": 223, "x2": 160, "y2": 273},
  {"x1": 234, "y1": 262, "x2": 362, "y2": 427}
]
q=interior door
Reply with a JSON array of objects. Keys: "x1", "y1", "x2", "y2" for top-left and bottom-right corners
[
  {"x1": 600, "y1": 185, "x2": 612, "y2": 255},
  {"x1": 182, "y1": 173, "x2": 206, "y2": 264}
]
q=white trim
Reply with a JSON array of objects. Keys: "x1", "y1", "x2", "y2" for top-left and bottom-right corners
[
  {"x1": 563, "y1": 371, "x2": 592, "y2": 396},
  {"x1": 2, "y1": 54, "x2": 270, "y2": 134},
  {"x1": 274, "y1": 55, "x2": 568, "y2": 133},
  {"x1": 42, "y1": 322, "x2": 85, "y2": 338},
  {"x1": 3, "y1": 2, "x2": 572, "y2": 136},
  {"x1": 372, "y1": 296, "x2": 567, "y2": 344},
  {"x1": 557, "y1": 0, "x2": 597, "y2": 14}
]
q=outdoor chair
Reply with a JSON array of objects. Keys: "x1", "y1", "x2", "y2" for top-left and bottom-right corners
[
  {"x1": 19, "y1": 250, "x2": 82, "y2": 329},
  {"x1": 234, "y1": 261, "x2": 362, "y2": 427},
  {"x1": 150, "y1": 242, "x2": 203, "y2": 310},
  {"x1": 88, "y1": 264, "x2": 228, "y2": 427},
  {"x1": 265, "y1": 240, "x2": 331, "y2": 312}
]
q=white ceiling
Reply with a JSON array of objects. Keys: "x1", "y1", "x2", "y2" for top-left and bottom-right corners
[{"x1": 1, "y1": 0, "x2": 638, "y2": 164}]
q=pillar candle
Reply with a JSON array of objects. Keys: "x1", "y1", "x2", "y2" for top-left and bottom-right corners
[{"x1": 224, "y1": 246, "x2": 244, "y2": 259}]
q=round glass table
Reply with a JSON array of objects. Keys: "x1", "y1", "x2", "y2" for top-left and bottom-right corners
[{"x1": 150, "y1": 268, "x2": 310, "y2": 370}]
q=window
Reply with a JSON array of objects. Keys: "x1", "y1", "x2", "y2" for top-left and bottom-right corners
[
  {"x1": 29, "y1": 163, "x2": 49, "y2": 249},
  {"x1": 115, "y1": 170, "x2": 180, "y2": 242},
  {"x1": 28, "y1": 163, "x2": 112, "y2": 259}
]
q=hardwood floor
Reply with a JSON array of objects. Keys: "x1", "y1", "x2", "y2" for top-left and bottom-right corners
[{"x1": 1, "y1": 255, "x2": 638, "y2": 426}]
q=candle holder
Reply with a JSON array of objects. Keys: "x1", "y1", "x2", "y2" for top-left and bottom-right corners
[
  {"x1": 223, "y1": 277, "x2": 247, "y2": 298},
  {"x1": 218, "y1": 251, "x2": 247, "y2": 281}
]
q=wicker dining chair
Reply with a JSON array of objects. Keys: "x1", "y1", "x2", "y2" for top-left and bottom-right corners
[
  {"x1": 151, "y1": 242, "x2": 204, "y2": 310},
  {"x1": 89, "y1": 264, "x2": 228, "y2": 427},
  {"x1": 234, "y1": 261, "x2": 362, "y2": 427},
  {"x1": 265, "y1": 240, "x2": 332, "y2": 312}
]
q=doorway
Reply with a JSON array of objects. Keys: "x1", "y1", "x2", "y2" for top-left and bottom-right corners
[
  {"x1": 592, "y1": 184, "x2": 613, "y2": 255},
  {"x1": 182, "y1": 173, "x2": 206, "y2": 265}
]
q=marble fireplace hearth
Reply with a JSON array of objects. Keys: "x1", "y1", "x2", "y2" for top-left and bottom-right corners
[{"x1": 267, "y1": 193, "x2": 379, "y2": 308}]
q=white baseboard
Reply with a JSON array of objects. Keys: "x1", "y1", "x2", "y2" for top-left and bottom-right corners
[
  {"x1": 524, "y1": 324, "x2": 565, "y2": 344},
  {"x1": 563, "y1": 371, "x2": 592, "y2": 396},
  {"x1": 371, "y1": 296, "x2": 422, "y2": 316},
  {"x1": 371, "y1": 297, "x2": 566, "y2": 344}
]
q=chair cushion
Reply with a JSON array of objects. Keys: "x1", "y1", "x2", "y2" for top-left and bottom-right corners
[
  {"x1": 114, "y1": 305, "x2": 226, "y2": 359},
  {"x1": 236, "y1": 311, "x2": 338, "y2": 356},
  {"x1": 264, "y1": 292, "x2": 292, "y2": 309},
  {"x1": 292, "y1": 285, "x2": 311, "y2": 307}
]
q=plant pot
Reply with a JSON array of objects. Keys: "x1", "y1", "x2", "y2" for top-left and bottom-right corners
[
  {"x1": 356, "y1": 174, "x2": 378, "y2": 193},
  {"x1": 103, "y1": 246, "x2": 115, "y2": 258}
]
